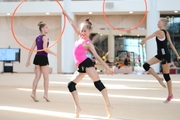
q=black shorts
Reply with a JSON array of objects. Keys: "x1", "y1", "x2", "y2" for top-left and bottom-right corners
[
  {"x1": 155, "y1": 55, "x2": 170, "y2": 64},
  {"x1": 33, "y1": 55, "x2": 49, "y2": 66},
  {"x1": 77, "y1": 58, "x2": 94, "y2": 73}
]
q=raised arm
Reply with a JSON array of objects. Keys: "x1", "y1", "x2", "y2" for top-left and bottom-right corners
[
  {"x1": 140, "y1": 31, "x2": 159, "y2": 45},
  {"x1": 42, "y1": 36, "x2": 57, "y2": 56},
  {"x1": 87, "y1": 42, "x2": 113, "y2": 75},
  {"x1": 62, "y1": 10, "x2": 80, "y2": 35},
  {"x1": 105, "y1": 51, "x2": 109, "y2": 57},
  {"x1": 166, "y1": 32, "x2": 180, "y2": 60},
  {"x1": 25, "y1": 41, "x2": 36, "y2": 67}
]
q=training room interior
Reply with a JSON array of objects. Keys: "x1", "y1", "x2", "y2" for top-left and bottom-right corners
[{"x1": 0, "y1": 0, "x2": 180, "y2": 120}]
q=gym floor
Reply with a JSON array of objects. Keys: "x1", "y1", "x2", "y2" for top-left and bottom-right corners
[{"x1": 0, "y1": 74, "x2": 180, "y2": 120}]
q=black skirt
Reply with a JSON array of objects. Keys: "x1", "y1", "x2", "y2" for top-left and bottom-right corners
[
  {"x1": 77, "y1": 58, "x2": 94, "y2": 73},
  {"x1": 33, "y1": 55, "x2": 49, "y2": 66},
  {"x1": 155, "y1": 54, "x2": 170, "y2": 64}
]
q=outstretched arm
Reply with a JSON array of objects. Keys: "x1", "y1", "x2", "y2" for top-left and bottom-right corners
[
  {"x1": 25, "y1": 41, "x2": 36, "y2": 67},
  {"x1": 87, "y1": 42, "x2": 113, "y2": 75},
  {"x1": 166, "y1": 32, "x2": 180, "y2": 60},
  {"x1": 140, "y1": 31, "x2": 159, "y2": 45},
  {"x1": 62, "y1": 10, "x2": 80, "y2": 35}
]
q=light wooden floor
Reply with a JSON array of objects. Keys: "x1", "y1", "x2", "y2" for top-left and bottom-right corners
[{"x1": 0, "y1": 73, "x2": 180, "y2": 120}]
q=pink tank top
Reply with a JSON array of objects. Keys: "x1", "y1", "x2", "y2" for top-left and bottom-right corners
[{"x1": 73, "y1": 38, "x2": 91, "y2": 66}]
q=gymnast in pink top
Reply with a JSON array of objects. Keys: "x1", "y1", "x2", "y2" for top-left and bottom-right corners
[
  {"x1": 63, "y1": 10, "x2": 113, "y2": 118},
  {"x1": 73, "y1": 38, "x2": 91, "y2": 66}
]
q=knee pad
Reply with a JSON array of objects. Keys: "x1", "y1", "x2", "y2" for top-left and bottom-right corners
[
  {"x1": 94, "y1": 80, "x2": 105, "y2": 91},
  {"x1": 143, "y1": 63, "x2": 150, "y2": 71},
  {"x1": 163, "y1": 74, "x2": 171, "y2": 82},
  {"x1": 67, "y1": 81, "x2": 77, "y2": 92}
]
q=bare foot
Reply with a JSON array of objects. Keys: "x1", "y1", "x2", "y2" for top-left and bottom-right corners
[
  {"x1": 31, "y1": 95, "x2": 39, "y2": 102},
  {"x1": 106, "y1": 106, "x2": 113, "y2": 118},
  {"x1": 158, "y1": 78, "x2": 166, "y2": 88},
  {"x1": 75, "y1": 107, "x2": 82, "y2": 118},
  {"x1": 43, "y1": 96, "x2": 50, "y2": 102}
]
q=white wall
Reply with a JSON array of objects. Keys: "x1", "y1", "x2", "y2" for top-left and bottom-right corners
[
  {"x1": 71, "y1": 0, "x2": 147, "y2": 13},
  {"x1": 48, "y1": 41, "x2": 57, "y2": 74},
  {"x1": 0, "y1": 0, "x2": 180, "y2": 16},
  {"x1": 0, "y1": 1, "x2": 64, "y2": 16},
  {"x1": 157, "y1": 0, "x2": 180, "y2": 11},
  {"x1": 76, "y1": 15, "x2": 146, "y2": 30}
]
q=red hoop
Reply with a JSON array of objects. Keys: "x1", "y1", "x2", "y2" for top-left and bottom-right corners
[
  {"x1": 10, "y1": 0, "x2": 66, "y2": 52},
  {"x1": 102, "y1": 0, "x2": 148, "y2": 32}
]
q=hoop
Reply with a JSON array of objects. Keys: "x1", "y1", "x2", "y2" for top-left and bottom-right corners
[
  {"x1": 10, "y1": 0, "x2": 66, "y2": 52},
  {"x1": 102, "y1": 0, "x2": 148, "y2": 32}
]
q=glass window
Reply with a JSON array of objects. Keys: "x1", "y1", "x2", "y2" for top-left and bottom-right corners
[
  {"x1": 115, "y1": 36, "x2": 146, "y2": 66},
  {"x1": 90, "y1": 33, "x2": 146, "y2": 66},
  {"x1": 161, "y1": 15, "x2": 180, "y2": 64},
  {"x1": 91, "y1": 33, "x2": 108, "y2": 57}
]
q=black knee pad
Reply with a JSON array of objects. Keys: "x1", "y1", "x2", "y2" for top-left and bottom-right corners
[
  {"x1": 143, "y1": 63, "x2": 150, "y2": 71},
  {"x1": 67, "y1": 81, "x2": 77, "y2": 92},
  {"x1": 163, "y1": 74, "x2": 171, "y2": 82},
  {"x1": 94, "y1": 80, "x2": 105, "y2": 91}
]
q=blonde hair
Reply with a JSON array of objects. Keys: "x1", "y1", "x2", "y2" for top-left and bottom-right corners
[
  {"x1": 37, "y1": 21, "x2": 46, "y2": 32},
  {"x1": 160, "y1": 16, "x2": 170, "y2": 28}
]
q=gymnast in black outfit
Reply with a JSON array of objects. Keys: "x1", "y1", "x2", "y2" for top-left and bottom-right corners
[{"x1": 141, "y1": 17, "x2": 180, "y2": 103}]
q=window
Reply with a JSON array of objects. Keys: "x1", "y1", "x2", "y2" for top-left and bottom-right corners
[
  {"x1": 161, "y1": 15, "x2": 180, "y2": 61},
  {"x1": 115, "y1": 36, "x2": 146, "y2": 66},
  {"x1": 91, "y1": 33, "x2": 108, "y2": 57}
]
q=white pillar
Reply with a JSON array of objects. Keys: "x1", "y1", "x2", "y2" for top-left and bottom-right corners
[
  {"x1": 108, "y1": 30, "x2": 115, "y2": 62},
  {"x1": 146, "y1": 0, "x2": 160, "y2": 73},
  {"x1": 61, "y1": 0, "x2": 76, "y2": 73},
  {"x1": 49, "y1": 41, "x2": 57, "y2": 74}
]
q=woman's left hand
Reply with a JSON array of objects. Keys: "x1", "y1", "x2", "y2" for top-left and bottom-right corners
[
  {"x1": 25, "y1": 61, "x2": 30, "y2": 67},
  {"x1": 106, "y1": 68, "x2": 114, "y2": 75}
]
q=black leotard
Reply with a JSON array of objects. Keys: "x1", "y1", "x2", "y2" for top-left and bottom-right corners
[{"x1": 155, "y1": 29, "x2": 171, "y2": 64}]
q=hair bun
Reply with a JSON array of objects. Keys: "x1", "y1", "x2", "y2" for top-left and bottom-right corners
[
  {"x1": 38, "y1": 21, "x2": 44, "y2": 26},
  {"x1": 85, "y1": 18, "x2": 92, "y2": 25}
]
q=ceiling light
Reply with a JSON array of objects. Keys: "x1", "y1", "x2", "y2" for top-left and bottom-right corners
[
  {"x1": 119, "y1": 34, "x2": 122, "y2": 36},
  {"x1": 129, "y1": 11, "x2": 133, "y2": 14},
  {"x1": 137, "y1": 34, "x2": 139, "y2": 37},
  {"x1": 7, "y1": 13, "x2": 10, "y2": 16},
  {"x1": 174, "y1": 11, "x2": 178, "y2": 13},
  {"x1": 46, "y1": 12, "x2": 50, "y2": 15},
  {"x1": 89, "y1": 12, "x2": 92, "y2": 14}
]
